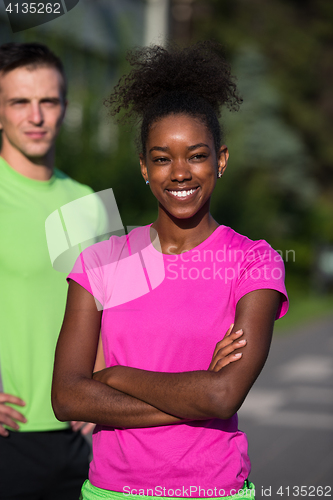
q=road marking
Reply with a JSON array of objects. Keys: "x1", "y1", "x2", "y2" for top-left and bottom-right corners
[
  {"x1": 291, "y1": 385, "x2": 333, "y2": 405},
  {"x1": 239, "y1": 389, "x2": 287, "y2": 416},
  {"x1": 257, "y1": 410, "x2": 333, "y2": 430},
  {"x1": 239, "y1": 388, "x2": 333, "y2": 429},
  {"x1": 277, "y1": 355, "x2": 333, "y2": 382}
]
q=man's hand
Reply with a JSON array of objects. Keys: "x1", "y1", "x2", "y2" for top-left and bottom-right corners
[
  {"x1": 0, "y1": 393, "x2": 27, "y2": 437},
  {"x1": 208, "y1": 324, "x2": 246, "y2": 372},
  {"x1": 70, "y1": 421, "x2": 95, "y2": 435}
]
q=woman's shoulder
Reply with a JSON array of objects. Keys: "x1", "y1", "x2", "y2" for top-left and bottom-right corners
[
  {"x1": 79, "y1": 225, "x2": 151, "y2": 267},
  {"x1": 217, "y1": 225, "x2": 276, "y2": 252}
]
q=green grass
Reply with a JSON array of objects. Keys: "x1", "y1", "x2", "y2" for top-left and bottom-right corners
[{"x1": 274, "y1": 291, "x2": 333, "y2": 333}]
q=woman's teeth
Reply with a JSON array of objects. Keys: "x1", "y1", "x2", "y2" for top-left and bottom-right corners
[{"x1": 169, "y1": 188, "x2": 197, "y2": 198}]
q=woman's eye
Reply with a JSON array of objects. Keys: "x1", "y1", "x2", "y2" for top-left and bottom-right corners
[
  {"x1": 192, "y1": 154, "x2": 207, "y2": 160},
  {"x1": 154, "y1": 157, "x2": 169, "y2": 163}
]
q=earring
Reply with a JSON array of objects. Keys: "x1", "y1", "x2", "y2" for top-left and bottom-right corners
[
  {"x1": 146, "y1": 180, "x2": 149, "y2": 185},
  {"x1": 217, "y1": 171, "x2": 222, "y2": 178}
]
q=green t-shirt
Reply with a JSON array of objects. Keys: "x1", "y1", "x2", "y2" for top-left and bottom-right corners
[{"x1": 0, "y1": 157, "x2": 93, "y2": 431}]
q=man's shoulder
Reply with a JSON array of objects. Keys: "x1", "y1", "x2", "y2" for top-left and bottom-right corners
[{"x1": 53, "y1": 168, "x2": 93, "y2": 197}]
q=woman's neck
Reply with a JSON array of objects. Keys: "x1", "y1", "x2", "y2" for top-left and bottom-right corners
[{"x1": 151, "y1": 206, "x2": 219, "y2": 255}]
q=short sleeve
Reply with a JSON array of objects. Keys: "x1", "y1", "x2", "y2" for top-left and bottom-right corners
[
  {"x1": 235, "y1": 240, "x2": 289, "y2": 319},
  {"x1": 67, "y1": 240, "x2": 111, "y2": 309},
  {"x1": 66, "y1": 229, "x2": 156, "y2": 311}
]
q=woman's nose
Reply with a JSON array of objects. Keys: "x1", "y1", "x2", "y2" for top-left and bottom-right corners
[{"x1": 170, "y1": 158, "x2": 191, "y2": 182}]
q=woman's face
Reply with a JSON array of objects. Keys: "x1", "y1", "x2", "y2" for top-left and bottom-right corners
[{"x1": 140, "y1": 114, "x2": 228, "y2": 221}]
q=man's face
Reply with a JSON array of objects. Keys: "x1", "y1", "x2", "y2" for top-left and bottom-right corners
[{"x1": 0, "y1": 65, "x2": 66, "y2": 161}]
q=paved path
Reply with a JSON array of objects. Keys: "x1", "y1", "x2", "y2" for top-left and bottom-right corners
[{"x1": 238, "y1": 315, "x2": 333, "y2": 499}]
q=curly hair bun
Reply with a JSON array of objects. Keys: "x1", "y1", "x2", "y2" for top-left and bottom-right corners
[{"x1": 106, "y1": 41, "x2": 242, "y2": 120}]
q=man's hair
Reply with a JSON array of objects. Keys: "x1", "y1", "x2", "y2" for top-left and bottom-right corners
[{"x1": 0, "y1": 42, "x2": 67, "y2": 99}]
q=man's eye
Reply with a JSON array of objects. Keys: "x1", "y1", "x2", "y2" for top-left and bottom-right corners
[{"x1": 42, "y1": 99, "x2": 60, "y2": 106}]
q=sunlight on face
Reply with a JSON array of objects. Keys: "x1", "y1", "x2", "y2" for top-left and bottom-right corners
[
  {"x1": 0, "y1": 66, "x2": 66, "y2": 161},
  {"x1": 141, "y1": 114, "x2": 227, "y2": 221}
]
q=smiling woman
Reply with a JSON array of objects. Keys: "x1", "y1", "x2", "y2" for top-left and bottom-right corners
[
  {"x1": 140, "y1": 114, "x2": 227, "y2": 230},
  {"x1": 52, "y1": 42, "x2": 289, "y2": 500}
]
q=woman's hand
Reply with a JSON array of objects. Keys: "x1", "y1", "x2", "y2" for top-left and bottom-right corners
[
  {"x1": 91, "y1": 290, "x2": 281, "y2": 421},
  {"x1": 52, "y1": 280, "x2": 184, "y2": 428},
  {"x1": 53, "y1": 281, "x2": 280, "y2": 424},
  {"x1": 208, "y1": 324, "x2": 247, "y2": 372},
  {"x1": 93, "y1": 324, "x2": 247, "y2": 385},
  {"x1": 93, "y1": 367, "x2": 115, "y2": 385}
]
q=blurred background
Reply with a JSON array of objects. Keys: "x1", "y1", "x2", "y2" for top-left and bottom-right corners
[
  {"x1": 1, "y1": 0, "x2": 332, "y2": 496},
  {"x1": 1, "y1": 0, "x2": 332, "y2": 324}
]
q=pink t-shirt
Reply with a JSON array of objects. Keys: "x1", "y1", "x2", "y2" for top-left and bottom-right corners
[{"x1": 68, "y1": 225, "x2": 288, "y2": 496}]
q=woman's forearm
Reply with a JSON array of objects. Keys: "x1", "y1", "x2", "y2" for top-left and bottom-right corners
[
  {"x1": 92, "y1": 290, "x2": 280, "y2": 421},
  {"x1": 94, "y1": 367, "x2": 225, "y2": 420},
  {"x1": 52, "y1": 376, "x2": 183, "y2": 428},
  {"x1": 53, "y1": 281, "x2": 279, "y2": 425},
  {"x1": 52, "y1": 281, "x2": 184, "y2": 429}
]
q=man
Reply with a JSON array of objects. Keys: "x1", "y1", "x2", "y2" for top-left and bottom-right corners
[{"x1": 0, "y1": 42, "x2": 95, "y2": 499}]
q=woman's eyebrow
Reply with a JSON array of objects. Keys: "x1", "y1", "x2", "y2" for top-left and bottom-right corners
[
  {"x1": 149, "y1": 143, "x2": 210, "y2": 153},
  {"x1": 188, "y1": 143, "x2": 210, "y2": 151},
  {"x1": 149, "y1": 146, "x2": 169, "y2": 153}
]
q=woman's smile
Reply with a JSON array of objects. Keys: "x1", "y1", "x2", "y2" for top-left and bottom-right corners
[
  {"x1": 140, "y1": 114, "x2": 228, "y2": 222},
  {"x1": 166, "y1": 186, "x2": 199, "y2": 200}
]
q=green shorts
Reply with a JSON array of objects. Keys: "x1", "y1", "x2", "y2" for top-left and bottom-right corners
[{"x1": 80, "y1": 480, "x2": 256, "y2": 500}]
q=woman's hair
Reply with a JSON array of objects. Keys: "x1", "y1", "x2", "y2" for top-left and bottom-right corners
[{"x1": 105, "y1": 41, "x2": 242, "y2": 155}]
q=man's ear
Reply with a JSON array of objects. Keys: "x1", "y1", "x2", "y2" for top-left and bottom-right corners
[
  {"x1": 217, "y1": 145, "x2": 229, "y2": 177},
  {"x1": 60, "y1": 99, "x2": 68, "y2": 124},
  {"x1": 139, "y1": 153, "x2": 148, "y2": 184},
  {"x1": 0, "y1": 95, "x2": 3, "y2": 131}
]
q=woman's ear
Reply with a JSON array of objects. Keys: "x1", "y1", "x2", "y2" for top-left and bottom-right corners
[
  {"x1": 217, "y1": 145, "x2": 229, "y2": 178},
  {"x1": 140, "y1": 153, "x2": 148, "y2": 184}
]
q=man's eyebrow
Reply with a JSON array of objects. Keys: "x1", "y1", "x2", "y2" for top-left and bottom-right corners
[
  {"x1": 188, "y1": 143, "x2": 210, "y2": 151},
  {"x1": 40, "y1": 97, "x2": 62, "y2": 102},
  {"x1": 7, "y1": 96, "x2": 61, "y2": 103},
  {"x1": 7, "y1": 97, "x2": 30, "y2": 103}
]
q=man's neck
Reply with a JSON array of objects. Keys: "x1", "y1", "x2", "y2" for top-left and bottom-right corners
[{"x1": 0, "y1": 145, "x2": 54, "y2": 181}]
